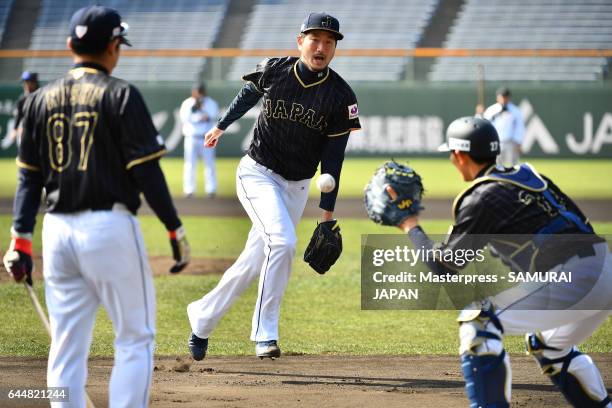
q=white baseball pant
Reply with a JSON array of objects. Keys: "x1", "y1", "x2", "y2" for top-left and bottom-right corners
[
  {"x1": 467, "y1": 243, "x2": 612, "y2": 404},
  {"x1": 43, "y1": 206, "x2": 156, "y2": 408},
  {"x1": 188, "y1": 155, "x2": 310, "y2": 342},
  {"x1": 183, "y1": 135, "x2": 217, "y2": 195},
  {"x1": 497, "y1": 140, "x2": 520, "y2": 167}
]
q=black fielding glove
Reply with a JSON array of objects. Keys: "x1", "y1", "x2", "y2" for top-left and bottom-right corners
[{"x1": 303, "y1": 220, "x2": 342, "y2": 274}]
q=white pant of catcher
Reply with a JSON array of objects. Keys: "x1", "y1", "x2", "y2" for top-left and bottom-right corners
[{"x1": 188, "y1": 155, "x2": 310, "y2": 342}]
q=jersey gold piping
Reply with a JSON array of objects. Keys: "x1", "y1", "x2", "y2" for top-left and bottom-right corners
[
  {"x1": 293, "y1": 61, "x2": 329, "y2": 88},
  {"x1": 328, "y1": 127, "x2": 361, "y2": 137},
  {"x1": 16, "y1": 158, "x2": 40, "y2": 171},
  {"x1": 125, "y1": 149, "x2": 167, "y2": 170},
  {"x1": 69, "y1": 67, "x2": 102, "y2": 79},
  {"x1": 451, "y1": 163, "x2": 548, "y2": 221}
]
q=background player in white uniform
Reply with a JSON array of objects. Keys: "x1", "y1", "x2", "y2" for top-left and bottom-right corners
[
  {"x1": 483, "y1": 87, "x2": 525, "y2": 166},
  {"x1": 187, "y1": 12, "x2": 360, "y2": 360},
  {"x1": 179, "y1": 83, "x2": 219, "y2": 198},
  {"x1": 3, "y1": 6, "x2": 190, "y2": 407}
]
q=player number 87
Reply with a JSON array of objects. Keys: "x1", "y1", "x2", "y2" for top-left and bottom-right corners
[{"x1": 46, "y1": 111, "x2": 98, "y2": 172}]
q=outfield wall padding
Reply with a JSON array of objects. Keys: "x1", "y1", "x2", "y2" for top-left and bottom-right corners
[{"x1": 1, "y1": 83, "x2": 610, "y2": 158}]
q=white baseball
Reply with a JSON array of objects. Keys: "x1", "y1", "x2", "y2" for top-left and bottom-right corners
[{"x1": 316, "y1": 173, "x2": 336, "y2": 193}]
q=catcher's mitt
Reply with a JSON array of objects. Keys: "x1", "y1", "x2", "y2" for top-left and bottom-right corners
[
  {"x1": 364, "y1": 161, "x2": 424, "y2": 226},
  {"x1": 303, "y1": 220, "x2": 342, "y2": 274}
]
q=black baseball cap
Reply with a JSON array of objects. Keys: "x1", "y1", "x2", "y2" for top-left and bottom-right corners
[
  {"x1": 496, "y1": 87, "x2": 511, "y2": 97},
  {"x1": 69, "y1": 5, "x2": 131, "y2": 54},
  {"x1": 192, "y1": 82, "x2": 206, "y2": 93},
  {"x1": 21, "y1": 71, "x2": 38, "y2": 82},
  {"x1": 438, "y1": 116, "x2": 500, "y2": 159},
  {"x1": 300, "y1": 12, "x2": 343, "y2": 40}
]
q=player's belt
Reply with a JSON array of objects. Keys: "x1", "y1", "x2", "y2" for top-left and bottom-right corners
[
  {"x1": 243, "y1": 154, "x2": 274, "y2": 174},
  {"x1": 186, "y1": 133, "x2": 205, "y2": 139},
  {"x1": 563, "y1": 239, "x2": 597, "y2": 259},
  {"x1": 535, "y1": 236, "x2": 600, "y2": 271},
  {"x1": 496, "y1": 234, "x2": 601, "y2": 272},
  {"x1": 92, "y1": 202, "x2": 131, "y2": 214}
]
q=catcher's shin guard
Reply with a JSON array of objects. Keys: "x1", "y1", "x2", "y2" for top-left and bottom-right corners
[
  {"x1": 526, "y1": 334, "x2": 611, "y2": 408},
  {"x1": 458, "y1": 301, "x2": 511, "y2": 408}
]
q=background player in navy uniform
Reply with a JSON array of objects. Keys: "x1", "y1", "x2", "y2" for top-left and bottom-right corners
[
  {"x1": 187, "y1": 12, "x2": 360, "y2": 360},
  {"x1": 2, "y1": 6, "x2": 190, "y2": 407},
  {"x1": 2, "y1": 71, "x2": 40, "y2": 149},
  {"x1": 373, "y1": 116, "x2": 611, "y2": 407}
]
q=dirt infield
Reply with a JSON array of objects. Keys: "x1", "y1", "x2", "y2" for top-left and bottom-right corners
[
  {"x1": 1, "y1": 354, "x2": 610, "y2": 407},
  {"x1": 0, "y1": 256, "x2": 230, "y2": 284},
  {"x1": 148, "y1": 197, "x2": 612, "y2": 221},
  {"x1": 1, "y1": 197, "x2": 611, "y2": 220}
]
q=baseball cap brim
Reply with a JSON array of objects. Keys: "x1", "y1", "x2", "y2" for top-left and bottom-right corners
[
  {"x1": 114, "y1": 22, "x2": 131, "y2": 46},
  {"x1": 437, "y1": 142, "x2": 450, "y2": 152},
  {"x1": 302, "y1": 27, "x2": 344, "y2": 40},
  {"x1": 437, "y1": 137, "x2": 472, "y2": 153}
]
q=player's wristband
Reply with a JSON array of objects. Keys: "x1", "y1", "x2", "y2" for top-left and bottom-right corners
[
  {"x1": 10, "y1": 227, "x2": 33, "y2": 255},
  {"x1": 12, "y1": 237, "x2": 32, "y2": 255},
  {"x1": 168, "y1": 225, "x2": 186, "y2": 240}
]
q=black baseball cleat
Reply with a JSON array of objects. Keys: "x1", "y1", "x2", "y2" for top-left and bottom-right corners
[
  {"x1": 255, "y1": 340, "x2": 281, "y2": 359},
  {"x1": 188, "y1": 332, "x2": 208, "y2": 361}
]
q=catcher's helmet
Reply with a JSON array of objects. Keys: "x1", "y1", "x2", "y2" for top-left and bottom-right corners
[{"x1": 438, "y1": 116, "x2": 500, "y2": 159}]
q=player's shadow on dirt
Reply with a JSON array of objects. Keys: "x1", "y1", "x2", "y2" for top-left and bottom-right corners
[{"x1": 220, "y1": 370, "x2": 558, "y2": 392}]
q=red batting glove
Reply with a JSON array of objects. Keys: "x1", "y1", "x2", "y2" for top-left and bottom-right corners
[{"x1": 4, "y1": 236, "x2": 33, "y2": 285}]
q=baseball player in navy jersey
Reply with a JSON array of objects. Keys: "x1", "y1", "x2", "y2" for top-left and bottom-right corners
[
  {"x1": 2, "y1": 71, "x2": 40, "y2": 149},
  {"x1": 187, "y1": 12, "x2": 360, "y2": 360},
  {"x1": 2, "y1": 6, "x2": 189, "y2": 407},
  {"x1": 380, "y1": 117, "x2": 610, "y2": 407}
]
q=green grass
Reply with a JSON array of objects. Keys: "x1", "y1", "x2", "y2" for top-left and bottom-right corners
[
  {"x1": 1, "y1": 215, "x2": 610, "y2": 357},
  {"x1": 1, "y1": 157, "x2": 611, "y2": 199}
]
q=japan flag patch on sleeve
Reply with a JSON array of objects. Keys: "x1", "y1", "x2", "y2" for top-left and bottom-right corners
[{"x1": 348, "y1": 104, "x2": 359, "y2": 120}]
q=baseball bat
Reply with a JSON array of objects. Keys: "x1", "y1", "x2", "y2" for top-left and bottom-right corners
[
  {"x1": 24, "y1": 282, "x2": 96, "y2": 408},
  {"x1": 24, "y1": 282, "x2": 51, "y2": 336},
  {"x1": 477, "y1": 64, "x2": 485, "y2": 111}
]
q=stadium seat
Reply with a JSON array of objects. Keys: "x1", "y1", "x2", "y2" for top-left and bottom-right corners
[
  {"x1": 24, "y1": 0, "x2": 228, "y2": 83},
  {"x1": 0, "y1": 0, "x2": 14, "y2": 44},
  {"x1": 227, "y1": 0, "x2": 438, "y2": 82},
  {"x1": 429, "y1": 0, "x2": 611, "y2": 82}
]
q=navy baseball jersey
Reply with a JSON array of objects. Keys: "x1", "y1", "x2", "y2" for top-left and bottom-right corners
[
  {"x1": 438, "y1": 164, "x2": 603, "y2": 271},
  {"x1": 17, "y1": 63, "x2": 166, "y2": 214},
  {"x1": 243, "y1": 57, "x2": 360, "y2": 181},
  {"x1": 448, "y1": 165, "x2": 594, "y2": 237},
  {"x1": 13, "y1": 94, "x2": 27, "y2": 130}
]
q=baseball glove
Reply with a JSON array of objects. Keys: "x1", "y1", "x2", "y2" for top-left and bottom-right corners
[
  {"x1": 303, "y1": 220, "x2": 342, "y2": 274},
  {"x1": 364, "y1": 161, "x2": 424, "y2": 226}
]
